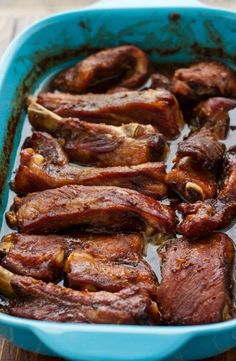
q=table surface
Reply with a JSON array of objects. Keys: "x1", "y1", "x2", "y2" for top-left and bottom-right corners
[{"x1": 0, "y1": 3, "x2": 236, "y2": 360}]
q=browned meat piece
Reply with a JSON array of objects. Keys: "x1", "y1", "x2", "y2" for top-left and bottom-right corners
[
  {"x1": 0, "y1": 233, "x2": 65, "y2": 282},
  {"x1": 151, "y1": 73, "x2": 171, "y2": 90},
  {"x1": 4, "y1": 273, "x2": 159, "y2": 324},
  {"x1": 37, "y1": 89, "x2": 183, "y2": 139},
  {"x1": 172, "y1": 61, "x2": 236, "y2": 102},
  {"x1": 194, "y1": 97, "x2": 236, "y2": 139},
  {"x1": 28, "y1": 102, "x2": 167, "y2": 166},
  {"x1": 165, "y1": 157, "x2": 217, "y2": 202},
  {"x1": 53, "y1": 45, "x2": 151, "y2": 94},
  {"x1": 23, "y1": 131, "x2": 68, "y2": 166},
  {"x1": 156, "y1": 233, "x2": 234, "y2": 325},
  {"x1": 7, "y1": 185, "x2": 176, "y2": 235},
  {"x1": 178, "y1": 146, "x2": 236, "y2": 238},
  {"x1": 65, "y1": 251, "x2": 157, "y2": 294},
  {"x1": 13, "y1": 146, "x2": 167, "y2": 198},
  {"x1": 69, "y1": 233, "x2": 144, "y2": 261},
  {"x1": 176, "y1": 127, "x2": 225, "y2": 169}
]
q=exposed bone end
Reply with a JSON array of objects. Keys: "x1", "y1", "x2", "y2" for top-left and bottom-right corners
[
  {"x1": 28, "y1": 101, "x2": 61, "y2": 131},
  {"x1": 185, "y1": 181, "x2": 204, "y2": 202},
  {"x1": 6, "y1": 211, "x2": 18, "y2": 228},
  {"x1": 0, "y1": 266, "x2": 15, "y2": 297}
]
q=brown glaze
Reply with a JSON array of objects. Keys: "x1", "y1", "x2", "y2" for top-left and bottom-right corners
[
  {"x1": 37, "y1": 89, "x2": 183, "y2": 139},
  {"x1": 7, "y1": 185, "x2": 176, "y2": 235},
  {"x1": 157, "y1": 233, "x2": 234, "y2": 325}
]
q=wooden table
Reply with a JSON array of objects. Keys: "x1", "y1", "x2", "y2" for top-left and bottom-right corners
[{"x1": 0, "y1": 10, "x2": 235, "y2": 361}]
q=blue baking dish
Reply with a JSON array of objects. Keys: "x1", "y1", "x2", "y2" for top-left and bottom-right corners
[{"x1": 0, "y1": 0, "x2": 236, "y2": 359}]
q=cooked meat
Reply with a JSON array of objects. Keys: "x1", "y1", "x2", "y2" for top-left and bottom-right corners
[
  {"x1": 28, "y1": 102, "x2": 167, "y2": 166},
  {"x1": 176, "y1": 127, "x2": 225, "y2": 170},
  {"x1": 7, "y1": 185, "x2": 176, "y2": 235},
  {"x1": 69, "y1": 233, "x2": 144, "y2": 261},
  {"x1": 23, "y1": 131, "x2": 68, "y2": 166},
  {"x1": 6, "y1": 273, "x2": 160, "y2": 324},
  {"x1": 178, "y1": 146, "x2": 236, "y2": 238},
  {"x1": 37, "y1": 89, "x2": 183, "y2": 139},
  {"x1": 172, "y1": 61, "x2": 236, "y2": 101},
  {"x1": 13, "y1": 146, "x2": 167, "y2": 198},
  {"x1": 194, "y1": 97, "x2": 236, "y2": 139},
  {"x1": 156, "y1": 233, "x2": 234, "y2": 325},
  {"x1": 65, "y1": 251, "x2": 157, "y2": 294},
  {"x1": 53, "y1": 45, "x2": 151, "y2": 94},
  {"x1": 151, "y1": 73, "x2": 171, "y2": 90},
  {"x1": 0, "y1": 233, "x2": 65, "y2": 282},
  {"x1": 165, "y1": 157, "x2": 217, "y2": 202}
]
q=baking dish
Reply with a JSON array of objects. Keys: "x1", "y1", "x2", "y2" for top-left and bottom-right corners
[{"x1": 0, "y1": 0, "x2": 236, "y2": 359}]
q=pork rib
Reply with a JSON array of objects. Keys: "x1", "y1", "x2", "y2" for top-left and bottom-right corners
[{"x1": 7, "y1": 185, "x2": 176, "y2": 235}]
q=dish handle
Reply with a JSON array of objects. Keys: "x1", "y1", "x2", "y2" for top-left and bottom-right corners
[
  {"x1": 91, "y1": 0, "x2": 205, "y2": 9},
  {"x1": 33, "y1": 325, "x2": 192, "y2": 361}
]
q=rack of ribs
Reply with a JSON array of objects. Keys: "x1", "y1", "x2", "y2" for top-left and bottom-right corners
[
  {"x1": 28, "y1": 102, "x2": 168, "y2": 166},
  {"x1": 6, "y1": 185, "x2": 176, "y2": 235},
  {"x1": 178, "y1": 146, "x2": 236, "y2": 238},
  {"x1": 0, "y1": 267, "x2": 159, "y2": 324},
  {"x1": 36, "y1": 89, "x2": 183, "y2": 139},
  {"x1": 53, "y1": 45, "x2": 151, "y2": 94},
  {"x1": 13, "y1": 132, "x2": 167, "y2": 199},
  {"x1": 156, "y1": 233, "x2": 234, "y2": 324}
]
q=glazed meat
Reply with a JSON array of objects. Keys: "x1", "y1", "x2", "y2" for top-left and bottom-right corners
[
  {"x1": 69, "y1": 233, "x2": 144, "y2": 261},
  {"x1": 65, "y1": 251, "x2": 157, "y2": 294},
  {"x1": 14, "y1": 145, "x2": 167, "y2": 198},
  {"x1": 165, "y1": 157, "x2": 217, "y2": 202},
  {"x1": 53, "y1": 45, "x2": 151, "y2": 94},
  {"x1": 4, "y1": 273, "x2": 159, "y2": 324},
  {"x1": 172, "y1": 61, "x2": 236, "y2": 102},
  {"x1": 176, "y1": 127, "x2": 225, "y2": 169},
  {"x1": 156, "y1": 233, "x2": 234, "y2": 325},
  {"x1": 178, "y1": 146, "x2": 236, "y2": 238},
  {"x1": 37, "y1": 89, "x2": 183, "y2": 139},
  {"x1": 7, "y1": 185, "x2": 176, "y2": 235},
  {"x1": 194, "y1": 97, "x2": 236, "y2": 139},
  {"x1": 0, "y1": 234, "x2": 65, "y2": 282},
  {"x1": 23, "y1": 130, "x2": 68, "y2": 166},
  {"x1": 28, "y1": 102, "x2": 167, "y2": 166}
]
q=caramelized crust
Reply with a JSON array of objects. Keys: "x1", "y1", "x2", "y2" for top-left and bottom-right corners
[
  {"x1": 7, "y1": 185, "x2": 176, "y2": 235},
  {"x1": 0, "y1": 234, "x2": 65, "y2": 282},
  {"x1": 9, "y1": 276, "x2": 160, "y2": 324},
  {"x1": 165, "y1": 157, "x2": 217, "y2": 202},
  {"x1": 157, "y1": 233, "x2": 234, "y2": 325},
  {"x1": 176, "y1": 127, "x2": 225, "y2": 170},
  {"x1": 28, "y1": 102, "x2": 167, "y2": 167},
  {"x1": 14, "y1": 146, "x2": 167, "y2": 199},
  {"x1": 53, "y1": 45, "x2": 151, "y2": 93},
  {"x1": 194, "y1": 97, "x2": 236, "y2": 139},
  {"x1": 178, "y1": 146, "x2": 236, "y2": 238},
  {"x1": 37, "y1": 89, "x2": 183, "y2": 139},
  {"x1": 69, "y1": 233, "x2": 144, "y2": 261},
  {"x1": 172, "y1": 61, "x2": 236, "y2": 101},
  {"x1": 65, "y1": 251, "x2": 158, "y2": 294}
]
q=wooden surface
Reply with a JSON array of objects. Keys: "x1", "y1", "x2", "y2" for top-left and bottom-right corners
[{"x1": 0, "y1": 7, "x2": 235, "y2": 361}]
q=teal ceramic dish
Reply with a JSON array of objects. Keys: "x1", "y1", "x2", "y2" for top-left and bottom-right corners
[{"x1": 0, "y1": 0, "x2": 236, "y2": 360}]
